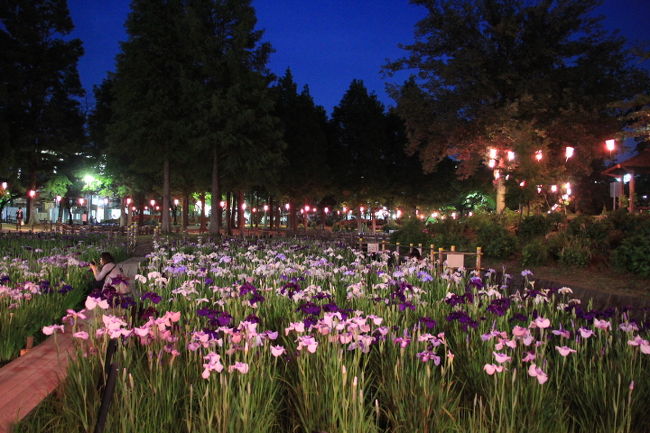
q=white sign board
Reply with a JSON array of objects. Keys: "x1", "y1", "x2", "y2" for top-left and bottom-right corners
[
  {"x1": 446, "y1": 253, "x2": 465, "y2": 268},
  {"x1": 610, "y1": 182, "x2": 623, "y2": 198},
  {"x1": 367, "y1": 243, "x2": 379, "y2": 254}
]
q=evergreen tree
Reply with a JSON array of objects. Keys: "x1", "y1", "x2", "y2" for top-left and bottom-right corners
[
  {"x1": 273, "y1": 69, "x2": 330, "y2": 230},
  {"x1": 183, "y1": 0, "x2": 283, "y2": 234},
  {"x1": 107, "y1": 0, "x2": 190, "y2": 232},
  {"x1": 0, "y1": 0, "x2": 85, "y2": 224}
]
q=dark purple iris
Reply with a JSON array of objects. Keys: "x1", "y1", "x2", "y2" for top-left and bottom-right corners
[
  {"x1": 239, "y1": 282, "x2": 257, "y2": 296},
  {"x1": 419, "y1": 317, "x2": 437, "y2": 329},
  {"x1": 323, "y1": 303, "x2": 340, "y2": 313},
  {"x1": 249, "y1": 292, "x2": 265, "y2": 306},
  {"x1": 141, "y1": 291, "x2": 162, "y2": 304},
  {"x1": 280, "y1": 281, "x2": 302, "y2": 298},
  {"x1": 508, "y1": 313, "x2": 528, "y2": 323},
  {"x1": 446, "y1": 311, "x2": 479, "y2": 331},
  {"x1": 244, "y1": 314, "x2": 260, "y2": 324},
  {"x1": 486, "y1": 298, "x2": 511, "y2": 316},
  {"x1": 205, "y1": 277, "x2": 214, "y2": 285},
  {"x1": 140, "y1": 306, "x2": 158, "y2": 321},
  {"x1": 469, "y1": 277, "x2": 484, "y2": 289},
  {"x1": 398, "y1": 301, "x2": 415, "y2": 311},
  {"x1": 58, "y1": 284, "x2": 73, "y2": 294},
  {"x1": 303, "y1": 316, "x2": 318, "y2": 328},
  {"x1": 296, "y1": 302, "x2": 321, "y2": 316},
  {"x1": 0, "y1": 275, "x2": 10, "y2": 283},
  {"x1": 197, "y1": 308, "x2": 217, "y2": 318},
  {"x1": 312, "y1": 292, "x2": 331, "y2": 300}
]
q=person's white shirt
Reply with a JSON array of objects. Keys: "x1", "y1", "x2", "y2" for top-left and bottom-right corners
[{"x1": 93, "y1": 262, "x2": 122, "y2": 290}]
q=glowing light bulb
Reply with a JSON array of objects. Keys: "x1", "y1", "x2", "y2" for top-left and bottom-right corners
[
  {"x1": 535, "y1": 150, "x2": 543, "y2": 161},
  {"x1": 606, "y1": 139, "x2": 616, "y2": 152},
  {"x1": 565, "y1": 146, "x2": 574, "y2": 159},
  {"x1": 489, "y1": 148, "x2": 497, "y2": 159},
  {"x1": 507, "y1": 151, "x2": 515, "y2": 161},
  {"x1": 488, "y1": 159, "x2": 496, "y2": 168}
]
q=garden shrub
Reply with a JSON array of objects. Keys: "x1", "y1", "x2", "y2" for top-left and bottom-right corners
[
  {"x1": 545, "y1": 212, "x2": 566, "y2": 230},
  {"x1": 612, "y1": 223, "x2": 650, "y2": 277},
  {"x1": 521, "y1": 238, "x2": 549, "y2": 266},
  {"x1": 558, "y1": 237, "x2": 592, "y2": 267},
  {"x1": 390, "y1": 219, "x2": 433, "y2": 247},
  {"x1": 425, "y1": 219, "x2": 467, "y2": 249},
  {"x1": 517, "y1": 215, "x2": 551, "y2": 240},
  {"x1": 476, "y1": 223, "x2": 517, "y2": 258}
]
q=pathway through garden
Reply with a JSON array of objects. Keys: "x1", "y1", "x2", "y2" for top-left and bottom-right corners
[{"x1": 0, "y1": 241, "x2": 152, "y2": 433}]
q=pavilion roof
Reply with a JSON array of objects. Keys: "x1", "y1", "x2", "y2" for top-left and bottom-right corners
[{"x1": 602, "y1": 149, "x2": 650, "y2": 177}]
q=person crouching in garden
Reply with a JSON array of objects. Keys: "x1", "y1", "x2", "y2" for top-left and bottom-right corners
[{"x1": 89, "y1": 252, "x2": 125, "y2": 292}]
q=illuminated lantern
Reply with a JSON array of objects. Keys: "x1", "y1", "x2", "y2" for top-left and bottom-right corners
[
  {"x1": 126, "y1": 197, "x2": 132, "y2": 206},
  {"x1": 78, "y1": 198, "x2": 84, "y2": 205},
  {"x1": 488, "y1": 159, "x2": 496, "y2": 168},
  {"x1": 56, "y1": 195, "x2": 62, "y2": 203},
  {"x1": 551, "y1": 185, "x2": 558, "y2": 193},
  {"x1": 263, "y1": 205, "x2": 269, "y2": 212},
  {"x1": 489, "y1": 148, "x2": 497, "y2": 159},
  {"x1": 220, "y1": 201, "x2": 226, "y2": 208},
  {"x1": 359, "y1": 206, "x2": 364, "y2": 213},
  {"x1": 605, "y1": 139, "x2": 616, "y2": 152},
  {"x1": 174, "y1": 199, "x2": 179, "y2": 206},
  {"x1": 304, "y1": 205, "x2": 310, "y2": 212},
  {"x1": 324, "y1": 207, "x2": 329, "y2": 214},
  {"x1": 28, "y1": 190, "x2": 36, "y2": 198},
  {"x1": 535, "y1": 150, "x2": 543, "y2": 161},
  {"x1": 507, "y1": 151, "x2": 515, "y2": 161},
  {"x1": 519, "y1": 181, "x2": 526, "y2": 187},
  {"x1": 565, "y1": 146, "x2": 575, "y2": 159},
  {"x1": 252, "y1": 208, "x2": 257, "y2": 213},
  {"x1": 537, "y1": 185, "x2": 542, "y2": 194},
  {"x1": 150, "y1": 199, "x2": 156, "y2": 207},
  {"x1": 285, "y1": 203, "x2": 290, "y2": 210},
  {"x1": 1, "y1": 182, "x2": 7, "y2": 190},
  {"x1": 242, "y1": 203, "x2": 247, "y2": 210},
  {"x1": 493, "y1": 169, "x2": 500, "y2": 179}
]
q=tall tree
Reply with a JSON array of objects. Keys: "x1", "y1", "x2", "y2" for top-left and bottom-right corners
[
  {"x1": 183, "y1": 0, "x2": 283, "y2": 235},
  {"x1": 1, "y1": 0, "x2": 85, "y2": 224},
  {"x1": 387, "y1": 0, "x2": 647, "y2": 212},
  {"x1": 273, "y1": 69, "x2": 330, "y2": 230},
  {"x1": 107, "y1": 0, "x2": 190, "y2": 233}
]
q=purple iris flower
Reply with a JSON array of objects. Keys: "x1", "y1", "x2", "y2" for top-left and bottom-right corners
[
  {"x1": 141, "y1": 291, "x2": 162, "y2": 304},
  {"x1": 419, "y1": 317, "x2": 437, "y2": 329},
  {"x1": 297, "y1": 302, "x2": 321, "y2": 316}
]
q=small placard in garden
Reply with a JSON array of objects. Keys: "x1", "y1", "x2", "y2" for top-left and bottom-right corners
[
  {"x1": 367, "y1": 243, "x2": 379, "y2": 253},
  {"x1": 446, "y1": 253, "x2": 464, "y2": 268}
]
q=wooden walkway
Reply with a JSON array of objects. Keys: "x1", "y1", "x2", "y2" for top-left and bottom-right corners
[{"x1": 0, "y1": 255, "x2": 147, "y2": 433}]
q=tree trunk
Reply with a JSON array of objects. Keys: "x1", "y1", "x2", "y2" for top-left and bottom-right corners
[
  {"x1": 289, "y1": 200, "x2": 297, "y2": 232},
  {"x1": 209, "y1": 149, "x2": 221, "y2": 234},
  {"x1": 495, "y1": 177, "x2": 506, "y2": 213},
  {"x1": 225, "y1": 192, "x2": 232, "y2": 235},
  {"x1": 199, "y1": 192, "x2": 206, "y2": 232},
  {"x1": 269, "y1": 195, "x2": 274, "y2": 229},
  {"x1": 182, "y1": 191, "x2": 189, "y2": 228},
  {"x1": 57, "y1": 202, "x2": 64, "y2": 224},
  {"x1": 237, "y1": 191, "x2": 244, "y2": 229},
  {"x1": 161, "y1": 158, "x2": 171, "y2": 233}
]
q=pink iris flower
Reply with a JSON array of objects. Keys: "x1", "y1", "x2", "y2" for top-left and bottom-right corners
[
  {"x1": 555, "y1": 346, "x2": 577, "y2": 357},
  {"x1": 578, "y1": 327, "x2": 594, "y2": 339},
  {"x1": 270, "y1": 345, "x2": 286, "y2": 357},
  {"x1": 228, "y1": 362, "x2": 249, "y2": 374},
  {"x1": 530, "y1": 317, "x2": 551, "y2": 329},
  {"x1": 522, "y1": 351, "x2": 536, "y2": 362},
  {"x1": 72, "y1": 331, "x2": 89, "y2": 340},
  {"x1": 85, "y1": 296, "x2": 109, "y2": 311},
  {"x1": 593, "y1": 319, "x2": 611, "y2": 330},
  {"x1": 42, "y1": 324, "x2": 65, "y2": 335},
  {"x1": 483, "y1": 363, "x2": 505, "y2": 375},
  {"x1": 493, "y1": 352, "x2": 511, "y2": 364},
  {"x1": 527, "y1": 364, "x2": 548, "y2": 384}
]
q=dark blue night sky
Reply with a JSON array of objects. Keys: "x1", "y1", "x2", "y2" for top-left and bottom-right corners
[{"x1": 68, "y1": 0, "x2": 650, "y2": 114}]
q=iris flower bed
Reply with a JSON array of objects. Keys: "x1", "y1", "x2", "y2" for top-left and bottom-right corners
[
  {"x1": 0, "y1": 234, "x2": 127, "y2": 363},
  {"x1": 18, "y1": 238, "x2": 650, "y2": 433}
]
